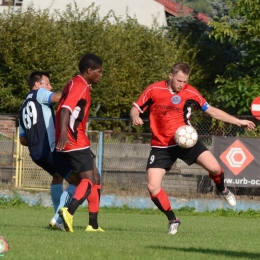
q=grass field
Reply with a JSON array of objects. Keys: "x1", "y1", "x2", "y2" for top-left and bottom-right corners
[{"x1": 1, "y1": 205, "x2": 260, "y2": 260}]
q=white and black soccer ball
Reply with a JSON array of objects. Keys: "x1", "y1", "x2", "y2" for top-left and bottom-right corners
[
  {"x1": 0, "y1": 236, "x2": 9, "y2": 256},
  {"x1": 174, "y1": 125, "x2": 198, "y2": 148}
]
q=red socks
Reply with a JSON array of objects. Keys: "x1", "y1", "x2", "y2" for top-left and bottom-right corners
[
  {"x1": 151, "y1": 188, "x2": 172, "y2": 211},
  {"x1": 209, "y1": 169, "x2": 224, "y2": 185},
  {"x1": 151, "y1": 189, "x2": 176, "y2": 221},
  {"x1": 87, "y1": 184, "x2": 101, "y2": 212},
  {"x1": 73, "y1": 179, "x2": 93, "y2": 201},
  {"x1": 209, "y1": 169, "x2": 225, "y2": 192}
]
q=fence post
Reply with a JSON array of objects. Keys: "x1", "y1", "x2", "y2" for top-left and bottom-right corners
[
  {"x1": 14, "y1": 127, "x2": 21, "y2": 187},
  {"x1": 98, "y1": 131, "x2": 103, "y2": 177}
]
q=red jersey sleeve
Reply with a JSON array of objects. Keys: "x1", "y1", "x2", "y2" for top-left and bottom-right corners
[
  {"x1": 184, "y1": 85, "x2": 209, "y2": 112},
  {"x1": 133, "y1": 81, "x2": 166, "y2": 113},
  {"x1": 61, "y1": 79, "x2": 87, "y2": 114}
]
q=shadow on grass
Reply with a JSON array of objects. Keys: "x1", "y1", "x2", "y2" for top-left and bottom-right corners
[{"x1": 147, "y1": 246, "x2": 260, "y2": 259}]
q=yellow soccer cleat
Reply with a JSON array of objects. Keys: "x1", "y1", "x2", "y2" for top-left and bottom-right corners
[
  {"x1": 85, "y1": 225, "x2": 105, "y2": 232},
  {"x1": 58, "y1": 207, "x2": 74, "y2": 232}
]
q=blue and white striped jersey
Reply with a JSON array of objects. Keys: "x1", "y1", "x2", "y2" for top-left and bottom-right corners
[{"x1": 19, "y1": 88, "x2": 55, "y2": 161}]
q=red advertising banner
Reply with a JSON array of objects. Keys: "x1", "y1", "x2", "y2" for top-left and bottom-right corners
[{"x1": 212, "y1": 137, "x2": 260, "y2": 187}]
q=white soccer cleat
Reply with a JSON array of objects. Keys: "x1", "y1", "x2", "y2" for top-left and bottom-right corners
[
  {"x1": 49, "y1": 217, "x2": 65, "y2": 231},
  {"x1": 168, "y1": 218, "x2": 181, "y2": 235},
  {"x1": 222, "y1": 188, "x2": 236, "y2": 207}
]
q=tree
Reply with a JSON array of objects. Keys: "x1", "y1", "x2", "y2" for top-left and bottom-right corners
[
  {"x1": 0, "y1": 4, "x2": 203, "y2": 119},
  {"x1": 0, "y1": 6, "x2": 79, "y2": 113},
  {"x1": 0, "y1": 2, "x2": 241, "y2": 131},
  {"x1": 182, "y1": 0, "x2": 212, "y2": 15},
  {"x1": 209, "y1": 0, "x2": 260, "y2": 114},
  {"x1": 165, "y1": 1, "x2": 236, "y2": 103}
]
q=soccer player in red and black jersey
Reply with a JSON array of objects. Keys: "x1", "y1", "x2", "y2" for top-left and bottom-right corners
[
  {"x1": 56, "y1": 53, "x2": 104, "y2": 232},
  {"x1": 130, "y1": 62, "x2": 255, "y2": 235}
]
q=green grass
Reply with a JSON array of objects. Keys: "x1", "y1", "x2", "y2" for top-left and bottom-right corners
[{"x1": 1, "y1": 205, "x2": 260, "y2": 260}]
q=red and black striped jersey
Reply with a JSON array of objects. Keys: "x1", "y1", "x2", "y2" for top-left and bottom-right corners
[
  {"x1": 133, "y1": 80, "x2": 209, "y2": 148},
  {"x1": 56, "y1": 75, "x2": 91, "y2": 152}
]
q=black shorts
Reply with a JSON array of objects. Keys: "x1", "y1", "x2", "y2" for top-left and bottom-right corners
[
  {"x1": 63, "y1": 148, "x2": 94, "y2": 174},
  {"x1": 146, "y1": 141, "x2": 208, "y2": 171},
  {"x1": 33, "y1": 150, "x2": 73, "y2": 179}
]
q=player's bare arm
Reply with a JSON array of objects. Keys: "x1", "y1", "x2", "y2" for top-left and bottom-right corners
[
  {"x1": 130, "y1": 106, "x2": 144, "y2": 125},
  {"x1": 50, "y1": 92, "x2": 62, "y2": 103},
  {"x1": 19, "y1": 136, "x2": 29, "y2": 146},
  {"x1": 56, "y1": 108, "x2": 71, "y2": 150},
  {"x1": 205, "y1": 106, "x2": 255, "y2": 130}
]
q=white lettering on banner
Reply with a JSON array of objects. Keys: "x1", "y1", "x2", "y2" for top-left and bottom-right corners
[{"x1": 224, "y1": 178, "x2": 260, "y2": 185}]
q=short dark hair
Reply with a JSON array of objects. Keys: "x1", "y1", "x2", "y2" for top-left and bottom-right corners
[
  {"x1": 78, "y1": 53, "x2": 103, "y2": 73},
  {"x1": 28, "y1": 71, "x2": 50, "y2": 90},
  {"x1": 170, "y1": 62, "x2": 191, "y2": 75}
]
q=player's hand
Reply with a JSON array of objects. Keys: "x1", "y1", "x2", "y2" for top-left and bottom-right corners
[
  {"x1": 238, "y1": 120, "x2": 255, "y2": 130},
  {"x1": 56, "y1": 133, "x2": 71, "y2": 150},
  {"x1": 132, "y1": 116, "x2": 144, "y2": 126}
]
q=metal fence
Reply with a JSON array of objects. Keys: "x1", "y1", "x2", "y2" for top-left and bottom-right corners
[
  {"x1": 1, "y1": 115, "x2": 260, "y2": 199},
  {"x1": 0, "y1": 131, "x2": 15, "y2": 185}
]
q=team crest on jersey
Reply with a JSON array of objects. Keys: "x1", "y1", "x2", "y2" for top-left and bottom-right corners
[{"x1": 171, "y1": 95, "x2": 181, "y2": 105}]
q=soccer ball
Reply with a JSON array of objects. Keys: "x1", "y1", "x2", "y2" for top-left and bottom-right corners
[
  {"x1": 0, "y1": 236, "x2": 9, "y2": 256},
  {"x1": 174, "y1": 125, "x2": 198, "y2": 148}
]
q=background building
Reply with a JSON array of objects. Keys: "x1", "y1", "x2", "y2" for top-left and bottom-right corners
[{"x1": 0, "y1": 0, "x2": 208, "y2": 27}]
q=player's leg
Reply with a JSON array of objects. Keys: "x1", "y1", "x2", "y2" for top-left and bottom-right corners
[
  {"x1": 59, "y1": 148, "x2": 95, "y2": 232},
  {"x1": 50, "y1": 173, "x2": 63, "y2": 213},
  {"x1": 147, "y1": 148, "x2": 180, "y2": 235},
  {"x1": 33, "y1": 157, "x2": 63, "y2": 213},
  {"x1": 85, "y1": 158, "x2": 104, "y2": 232},
  {"x1": 59, "y1": 170, "x2": 94, "y2": 232},
  {"x1": 50, "y1": 181, "x2": 77, "y2": 230},
  {"x1": 50, "y1": 153, "x2": 79, "y2": 230},
  {"x1": 196, "y1": 149, "x2": 236, "y2": 206},
  {"x1": 147, "y1": 167, "x2": 172, "y2": 218}
]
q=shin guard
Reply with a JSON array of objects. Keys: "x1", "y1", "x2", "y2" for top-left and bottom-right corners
[
  {"x1": 209, "y1": 170, "x2": 225, "y2": 192},
  {"x1": 151, "y1": 189, "x2": 176, "y2": 220}
]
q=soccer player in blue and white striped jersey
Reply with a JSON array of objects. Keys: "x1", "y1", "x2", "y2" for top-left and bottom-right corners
[{"x1": 19, "y1": 71, "x2": 77, "y2": 230}]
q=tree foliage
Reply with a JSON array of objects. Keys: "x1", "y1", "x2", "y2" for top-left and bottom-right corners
[
  {"x1": 165, "y1": 2, "x2": 236, "y2": 103},
  {"x1": 0, "y1": 2, "x2": 209, "y2": 130},
  {"x1": 2, "y1": 1, "x2": 254, "y2": 131},
  {"x1": 0, "y1": 4, "x2": 172, "y2": 117},
  {"x1": 209, "y1": 0, "x2": 229, "y2": 19},
  {"x1": 209, "y1": 0, "x2": 260, "y2": 114},
  {"x1": 0, "y1": 6, "x2": 79, "y2": 112},
  {"x1": 181, "y1": 0, "x2": 212, "y2": 15}
]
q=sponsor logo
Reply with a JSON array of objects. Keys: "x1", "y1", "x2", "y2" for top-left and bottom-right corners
[
  {"x1": 171, "y1": 95, "x2": 181, "y2": 105},
  {"x1": 225, "y1": 178, "x2": 260, "y2": 185},
  {"x1": 153, "y1": 105, "x2": 179, "y2": 111},
  {"x1": 220, "y1": 140, "x2": 254, "y2": 175}
]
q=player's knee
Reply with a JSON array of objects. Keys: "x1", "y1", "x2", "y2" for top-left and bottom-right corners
[
  {"x1": 51, "y1": 174, "x2": 63, "y2": 184},
  {"x1": 208, "y1": 164, "x2": 221, "y2": 175},
  {"x1": 93, "y1": 172, "x2": 100, "y2": 185},
  {"x1": 68, "y1": 179, "x2": 80, "y2": 186},
  {"x1": 147, "y1": 183, "x2": 160, "y2": 195}
]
